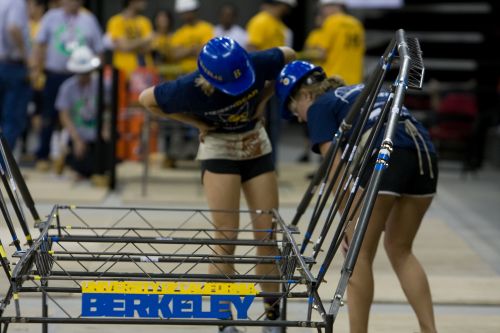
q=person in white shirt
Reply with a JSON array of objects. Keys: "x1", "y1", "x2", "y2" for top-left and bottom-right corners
[{"x1": 214, "y1": 3, "x2": 247, "y2": 49}]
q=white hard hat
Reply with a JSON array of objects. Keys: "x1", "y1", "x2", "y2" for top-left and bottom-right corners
[
  {"x1": 175, "y1": 0, "x2": 199, "y2": 13},
  {"x1": 67, "y1": 45, "x2": 101, "y2": 74},
  {"x1": 319, "y1": 0, "x2": 347, "y2": 5},
  {"x1": 271, "y1": 0, "x2": 297, "y2": 7}
]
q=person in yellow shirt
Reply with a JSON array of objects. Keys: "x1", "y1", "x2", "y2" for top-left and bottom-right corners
[
  {"x1": 246, "y1": 0, "x2": 296, "y2": 52},
  {"x1": 246, "y1": 0, "x2": 296, "y2": 166},
  {"x1": 315, "y1": 0, "x2": 365, "y2": 85},
  {"x1": 106, "y1": 0, "x2": 154, "y2": 77},
  {"x1": 170, "y1": 0, "x2": 214, "y2": 74},
  {"x1": 151, "y1": 10, "x2": 173, "y2": 68}
]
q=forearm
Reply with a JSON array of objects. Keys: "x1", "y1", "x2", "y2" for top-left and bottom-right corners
[
  {"x1": 170, "y1": 45, "x2": 197, "y2": 61},
  {"x1": 114, "y1": 37, "x2": 151, "y2": 52},
  {"x1": 139, "y1": 87, "x2": 212, "y2": 131},
  {"x1": 30, "y1": 43, "x2": 46, "y2": 71},
  {"x1": 59, "y1": 112, "x2": 82, "y2": 143}
]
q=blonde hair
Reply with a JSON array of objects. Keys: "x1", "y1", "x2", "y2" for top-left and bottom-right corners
[
  {"x1": 299, "y1": 74, "x2": 346, "y2": 99},
  {"x1": 194, "y1": 75, "x2": 215, "y2": 96}
]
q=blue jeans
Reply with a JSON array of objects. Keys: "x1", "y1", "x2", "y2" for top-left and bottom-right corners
[
  {"x1": 0, "y1": 62, "x2": 31, "y2": 149},
  {"x1": 36, "y1": 71, "x2": 71, "y2": 160}
]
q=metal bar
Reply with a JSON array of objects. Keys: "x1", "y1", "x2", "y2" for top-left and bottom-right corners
[
  {"x1": 39, "y1": 273, "x2": 301, "y2": 283},
  {"x1": 16, "y1": 287, "x2": 307, "y2": 299},
  {"x1": 41, "y1": 280, "x2": 48, "y2": 333},
  {"x1": 51, "y1": 226, "x2": 287, "y2": 233},
  {"x1": 0, "y1": 241, "x2": 11, "y2": 279},
  {"x1": 141, "y1": 111, "x2": 151, "y2": 197},
  {"x1": 290, "y1": 131, "x2": 340, "y2": 227},
  {"x1": 328, "y1": 29, "x2": 413, "y2": 324},
  {"x1": 50, "y1": 236, "x2": 278, "y2": 246},
  {"x1": 0, "y1": 187, "x2": 21, "y2": 251},
  {"x1": 0, "y1": 133, "x2": 40, "y2": 224},
  {"x1": 311, "y1": 91, "x2": 394, "y2": 265},
  {"x1": 0, "y1": 317, "x2": 326, "y2": 328},
  {"x1": 49, "y1": 251, "x2": 289, "y2": 261},
  {"x1": 274, "y1": 210, "x2": 316, "y2": 285},
  {"x1": 109, "y1": 68, "x2": 119, "y2": 190},
  {"x1": 51, "y1": 255, "x2": 280, "y2": 265},
  {"x1": 56, "y1": 205, "x2": 274, "y2": 215}
]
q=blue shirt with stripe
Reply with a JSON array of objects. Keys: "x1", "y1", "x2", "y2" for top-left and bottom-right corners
[
  {"x1": 307, "y1": 84, "x2": 436, "y2": 154},
  {"x1": 154, "y1": 48, "x2": 284, "y2": 133}
]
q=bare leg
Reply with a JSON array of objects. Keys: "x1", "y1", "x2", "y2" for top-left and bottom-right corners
[
  {"x1": 346, "y1": 194, "x2": 397, "y2": 333},
  {"x1": 203, "y1": 171, "x2": 242, "y2": 277},
  {"x1": 242, "y1": 171, "x2": 280, "y2": 295},
  {"x1": 384, "y1": 196, "x2": 437, "y2": 333}
]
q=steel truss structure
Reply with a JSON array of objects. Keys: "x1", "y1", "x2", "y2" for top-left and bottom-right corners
[{"x1": 0, "y1": 29, "x2": 424, "y2": 333}]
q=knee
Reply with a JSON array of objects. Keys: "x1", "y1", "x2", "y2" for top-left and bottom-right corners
[{"x1": 384, "y1": 238, "x2": 411, "y2": 265}]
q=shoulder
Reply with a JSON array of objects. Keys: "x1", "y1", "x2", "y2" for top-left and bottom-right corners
[
  {"x1": 154, "y1": 72, "x2": 199, "y2": 107},
  {"x1": 107, "y1": 14, "x2": 123, "y2": 25},
  {"x1": 58, "y1": 76, "x2": 79, "y2": 97},
  {"x1": 247, "y1": 12, "x2": 269, "y2": 27},
  {"x1": 333, "y1": 84, "x2": 364, "y2": 104},
  {"x1": 249, "y1": 48, "x2": 284, "y2": 67},
  {"x1": 108, "y1": 14, "x2": 123, "y2": 21},
  {"x1": 79, "y1": 9, "x2": 98, "y2": 21},
  {"x1": 41, "y1": 8, "x2": 60, "y2": 21}
]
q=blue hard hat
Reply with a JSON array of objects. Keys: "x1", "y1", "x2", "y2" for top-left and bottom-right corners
[
  {"x1": 276, "y1": 60, "x2": 323, "y2": 119},
  {"x1": 198, "y1": 37, "x2": 255, "y2": 96}
]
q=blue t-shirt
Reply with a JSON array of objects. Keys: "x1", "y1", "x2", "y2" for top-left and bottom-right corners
[
  {"x1": 154, "y1": 48, "x2": 284, "y2": 133},
  {"x1": 307, "y1": 84, "x2": 435, "y2": 154}
]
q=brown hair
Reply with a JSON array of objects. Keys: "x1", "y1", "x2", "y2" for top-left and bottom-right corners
[
  {"x1": 194, "y1": 75, "x2": 215, "y2": 96},
  {"x1": 298, "y1": 75, "x2": 346, "y2": 99}
]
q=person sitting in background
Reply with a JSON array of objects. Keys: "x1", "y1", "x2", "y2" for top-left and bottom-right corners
[
  {"x1": 30, "y1": 0, "x2": 104, "y2": 170},
  {"x1": 106, "y1": 0, "x2": 153, "y2": 78},
  {"x1": 56, "y1": 46, "x2": 108, "y2": 185},
  {"x1": 214, "y1": 3, "x2": 247, "y2": 49}
]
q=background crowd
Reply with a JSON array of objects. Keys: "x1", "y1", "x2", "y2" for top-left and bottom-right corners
[{"x1": 0, "y1": 0, "x2": 497, "y2": 186}]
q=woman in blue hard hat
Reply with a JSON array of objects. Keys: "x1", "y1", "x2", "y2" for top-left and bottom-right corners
[
  {"x1": 140, "y1": 37, "x2": 295, "y2": 333},
  {"x1": 275, "y1": 61, "x2": 438, "y2": 333}
]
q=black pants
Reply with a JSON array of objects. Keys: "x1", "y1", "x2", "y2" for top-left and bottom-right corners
[{"x1": 66, "y1": 141, "x2": 110, "y2": 178}]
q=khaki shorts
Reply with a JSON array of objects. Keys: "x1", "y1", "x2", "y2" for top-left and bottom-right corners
[{"x1": 196, "y1": 122, "x2": 272, "y2": 161}]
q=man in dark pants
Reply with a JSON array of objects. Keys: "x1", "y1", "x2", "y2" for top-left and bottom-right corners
[{"x1": 0, "y1": 0, "x2": 31, "y2": 150}]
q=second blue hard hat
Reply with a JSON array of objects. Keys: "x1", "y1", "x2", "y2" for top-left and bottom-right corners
[{"x1": 276, "y1": 60, "x2": 323, "y2": 119}]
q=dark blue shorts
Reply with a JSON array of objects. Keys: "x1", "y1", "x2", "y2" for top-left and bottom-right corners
[
  {"x1": 360, "y1": 147, "x2": 438, "y2": 196},
  {"x1": 200, "y1": 153, "x2": 275, "y2": 184}
]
